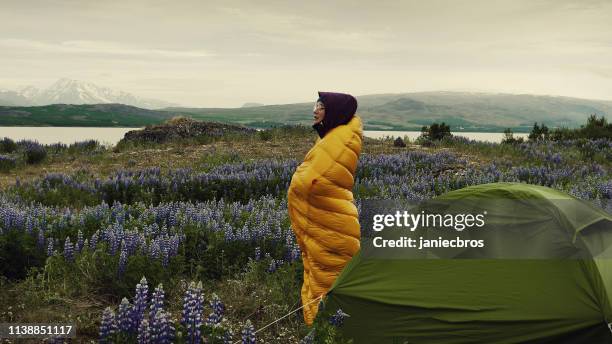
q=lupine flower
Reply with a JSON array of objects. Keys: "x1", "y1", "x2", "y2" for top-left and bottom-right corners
[
  {"x1": 241, "y1": 320, "x2": 256, "y2": 344},
  {"x1": 150, "y1": 310, "x2": 175, "y2": 344},
  {"x1": 132, "y1": 277, "x2": 149, "y2": 331},
  {"x1": 99, "y1": 307, "x2": 117, "y2": 343},
  {"x1": 223, "y1": 329, "x2": 234, "y2": 344},
  {"x1": 76, "y1": 230, "x2": 84, "y2": 252},
  {"x1": 150, "y1": 283, "x2": 165, "y2": 321},
  {"x1": 64, "y1": 236, "x2": 74, "y2": 262},
  {"x1": 329, "y1": 309, "x2": 350, "y2": 327},
  {"x1": 118, "y1": 298, "x2": 134, "y2": 332},
  {"x1": 47, "y1": 239, "x2": 54, "y2": 257},
  {"x1": 182, "y1": 281, "x2": 203, "y2": 343},
  {"x1": 118, "y1": 245, "x2": 128, "y2": 276},
  {"x1": 137, "y1": 318, "x2": 151, "y2": 344},
  {"x1": 37, "y1": 229, "x2": 45, "y2": 249}
]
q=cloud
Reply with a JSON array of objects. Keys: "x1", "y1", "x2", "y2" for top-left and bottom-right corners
[{"x1": 0, "y1": 39, "x2": 214, "y2": 58}]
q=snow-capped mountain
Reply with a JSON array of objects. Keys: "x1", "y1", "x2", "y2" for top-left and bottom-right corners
[{"x1": 0, "y1": 78, "x2": 177, "y2": 109}]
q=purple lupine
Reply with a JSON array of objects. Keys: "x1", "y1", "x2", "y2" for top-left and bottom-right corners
[
  {"x1": 149, "y1": 283, "x2": 165, "y2": 322},
  {"x1": 182, "y1": 281, "x2": 203, "y2": 343},
  {"x1": 37, "y1": 229, "x2": 45, "y2": 249},
  {"x1": 117, "y1": 297, "x2": 134, "y2": 333},
  {"x1": 205, "y1": 292, "x2": 224, "y2": 326},
  {"x1": 161, "y1": 247, "x2": 169, "y2": 268},
  {"x1": 47, "y1": 239, "x2": 54, "y2": 257},
  {"x1": 223, "y1": 329, "x2": 234, "y2": 344},
  {"x1": 329, "y1": 309, "x2": 350, "y2": 327},
  {"x1": 241, "y1": 320, "x2": 256, "y2": 344},
  {"x1": 118, "y1": 242, "x2": 128, "y2": 276},
  {"x1": 90, "y1": 230, "x2": 99, "y2": 250},
  {"x1": 132, "y1": 277, "x2": 149, "y2": 331},
  {"x1": 137, "y1": 318, "x2": 151, "y2": 344},
  {"x1": 150, "y1": 310, "x2": 175, "y2": 344},
  {"x1": 99, "y1": 307, "x2": 117, "y2": 343},
  {"x1": 76, "y1": 229, "x2": 84, "y2": 252},
  {"x1": 64, "y1": 236, "x2": 74, "y2": 262}
]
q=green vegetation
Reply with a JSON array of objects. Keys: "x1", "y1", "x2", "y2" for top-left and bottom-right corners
[
  {"x1": 0, "y1": 104, "x2": 176, "y2": 127},
  {"x1": 0, "y1": 118, "x2": 609, "y2": 343},
  {"x1": 2, "y1": 93, "x2": 610, "y2": 132},
  {"x1": 420, "y1": 122, "x2": 452, "y2": 141}
]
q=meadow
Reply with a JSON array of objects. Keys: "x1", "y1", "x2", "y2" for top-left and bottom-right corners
[{"x1": 0, "y1": 126, "x2": 610, "y2": 343}]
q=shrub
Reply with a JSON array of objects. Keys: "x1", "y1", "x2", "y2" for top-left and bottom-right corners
[
  {"x1": 0, "y1": 137, "x2": 17, "y2": 153},
  {"x1": 501, "y1": 128, "x2": 524, "y2": 144},
  {"x1": 393, "y1": 137, "x2": 406, "y2": 147},
  {"x1": 21, "y1": 141, "x2": 47, "y2": 164},
  {"x1": 528, "y1": 122, "x2": 550, "y2": 141},
  {"x1": 0, "y1": 155, "x2": 17, "y2": 172},
  {"x1": 421, "y1": 122, "x2": 452, "y2": 141},
  {"x1": 258, "y1": 130, "x2": 273, "y2": 141}
]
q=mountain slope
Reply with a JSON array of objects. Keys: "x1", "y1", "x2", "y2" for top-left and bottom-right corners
[
  {"x1": 165, "y1": 92, "x2": 612, "y2": 132},
  {"x1": 0, "y1": 92, "x2": 610, "y2": 131},
  {"x1": 0, "y1": 103, "x2": 178, "y2": 127}
]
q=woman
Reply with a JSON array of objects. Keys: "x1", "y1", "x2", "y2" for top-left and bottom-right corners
[{"x1": 287, "y1": 91, "x2": 363, "y2": 325}]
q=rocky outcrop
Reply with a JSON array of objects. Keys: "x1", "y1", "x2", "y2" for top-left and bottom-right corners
[{"x1": 122, "y1": 117, "x2": 256, "y2": 143}]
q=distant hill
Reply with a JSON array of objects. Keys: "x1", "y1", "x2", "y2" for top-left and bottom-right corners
[
  {"x1": 0, "y1": 103, "x2": 178, "y2": 127},
  {"x1": 241, "y1": 102, "x2": 265, "y2": 108},
  {"x1": 0, "y1": 78, "x2": 178, "y2": 109},
  {"x1": 1, "y1": 92, "x2": 611, "y2": 131},
  {"x1": 165, "y1": 92, "x2": 612, "y2": 132}
]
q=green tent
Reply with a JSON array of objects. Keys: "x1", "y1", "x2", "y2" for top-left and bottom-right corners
[{"x1": 323, "y1": 182, "x2": 612, "y2": 343}]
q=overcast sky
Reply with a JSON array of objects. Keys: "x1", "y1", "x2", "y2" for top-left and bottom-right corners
[{"x1": 1, "y1": 0, "x2": 611, "y2": 107}]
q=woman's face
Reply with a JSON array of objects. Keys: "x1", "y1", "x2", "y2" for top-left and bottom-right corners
[{"x1": 313, "y1": 101, "x2": 325, "y2": 125}]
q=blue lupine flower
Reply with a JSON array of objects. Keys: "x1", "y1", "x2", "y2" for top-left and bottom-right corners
[
  {"x1": 329, "y1": 309, "x2": 350, "y2": 327},
  {"x1": 150, "y1": 310, "x2": 175, "y2": 344},
  {"x1": 150, "y1": 283, "x2": 165, "y2": 321},
  {"x1": 64, "y1": 236, "x2": 74, "y2": 262},
  {"x1": 132, "y1": 277, "x2": 149, "y2": 331},
  {"x1": 137, "y1": 318, "x2": 151, "y2": 344},
  {"x1": 47, "y1": 239, "x2": 54, "y2": 257},
  {"x1": 182, "y1": 281, "x2": 203, "y2": 343},
  {"x1": 118, "y1": 297, "x2": 134, "y2": 333},
  {"x1": 241, "y1": 320, "x2": 256, "y2": 344},
  {"x1": 99, "y1": 307, "x2": 117, "y2": 343}
]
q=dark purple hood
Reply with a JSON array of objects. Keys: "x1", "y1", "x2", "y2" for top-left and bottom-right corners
[{"x1": 313, "y1": 91, "x2": 358, "y2": 138}]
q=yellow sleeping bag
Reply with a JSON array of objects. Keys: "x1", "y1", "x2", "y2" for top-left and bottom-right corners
[{"x1": 288, "y1": 114, "x2": 363, "y2": 325}]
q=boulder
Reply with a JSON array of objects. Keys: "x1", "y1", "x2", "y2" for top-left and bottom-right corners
[{"x1": 122, "y1": 117, "x2": 256, "y2": 144}]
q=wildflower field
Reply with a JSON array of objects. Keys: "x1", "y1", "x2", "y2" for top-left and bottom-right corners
[{"x1": 0, "y1": 128, "x2": 610, "y2": 343}]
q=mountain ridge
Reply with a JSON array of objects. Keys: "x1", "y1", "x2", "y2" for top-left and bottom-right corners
[
  {"x1": 1, "y1": 91, "x2": 610, "y2": 132},
  {"x1": 0, "y1": 78, "x2": 177, "y2": 109}
]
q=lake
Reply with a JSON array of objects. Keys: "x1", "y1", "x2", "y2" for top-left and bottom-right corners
[{"x1": 0, "y1": 127, "x2": 529, "y2": 145}]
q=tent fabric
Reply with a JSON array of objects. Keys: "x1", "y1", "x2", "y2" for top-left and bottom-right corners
[
  {"x1": 323, "y1": 182, "x2": 612, "y2": 343},
  {"x1": 288, "y1": 115, "x2": 363, "y2": 325}
]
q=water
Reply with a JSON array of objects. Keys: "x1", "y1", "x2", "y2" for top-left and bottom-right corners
[
  {"x1": 0, "y1": 127, "x2": 141, "y2": 146},
  {"x1": 364, "y1": 131, "x2": 529, "y2": 143},
  {"x1": 0, "y1": 127, "x2": 529, "y2": 145}
]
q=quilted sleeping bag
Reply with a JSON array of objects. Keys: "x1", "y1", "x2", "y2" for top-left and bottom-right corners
[{"x1": 288, "y1": 114, "x2": 363, "y2": 325}]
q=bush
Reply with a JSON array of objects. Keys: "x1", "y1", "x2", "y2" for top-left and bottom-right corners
[
  {"x1": 258, "y1": 130, "x2": 273, "y2": 141},
  {"x1": 501, "y1": 128, "x2": 524, "y2": 144},
  {"x1": 528, "y1": 122, "x2": 550, "y2": 141},
  {"x1": 0, "y1": 137, "x2": 17, "y2": 153},
  {"x1": 0, "y1": 155, "x2": 17, "y2": 172},
  {"x1": 421, "y1": 122, "x2": 452, "y2": 141},
  {"x1": 23, "y1": 142, "x2": 47, "y2": 164}
]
